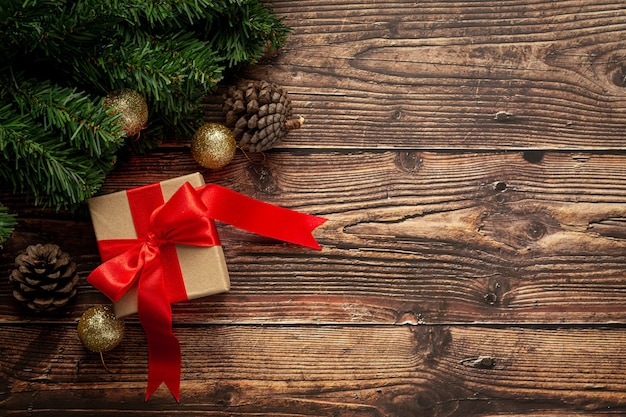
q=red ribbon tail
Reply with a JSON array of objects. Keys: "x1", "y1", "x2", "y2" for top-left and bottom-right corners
[
  {"x1": 285, "y1": 214, "x2": 327, "y2": 249},
  {"x1": 145, "y1": 331, "x2": 181, "y2": 402},
  {"x1": 138, "y1": 246, "x2": 182, "y2": 402},
  {"x1": 198, "y1": 184, "x2": 327, "y2": 249}
]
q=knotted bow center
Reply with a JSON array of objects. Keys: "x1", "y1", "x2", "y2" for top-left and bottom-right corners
[{"x1": 145, "y1": 231, "x2": 165, "y2": 249}]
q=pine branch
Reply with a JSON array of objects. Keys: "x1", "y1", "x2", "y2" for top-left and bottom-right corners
[
  {"x1": 61, "y1": 29, "x2": 223, "y2": 142},
  {"x1": 0, "y1": 127, "x2": 116, "y2": 208},
  {"x1": 76, "y1": 29, "x2": 222, "y2": 103},
  {"x1": 7, "y1": 76, "x2": 125, "y2": 156},
  {"x1": 115, "y1": 0, "x2": 225, "y2": 27},
  {"x1": 0, "y1": 0, "x2": 67, "y2": 59},
  {"x1": 0, "y1": 205, "x2": 16, "y2": 244},
  {"x1": 201, "y1": 1, "x2": 291, "y2": 67},
  {"x1": 0, "y1": 0, "x2": 291, "y2": 215},
  {"x1": 0, "y1": 88, "x2": 121, "y2": 208}
]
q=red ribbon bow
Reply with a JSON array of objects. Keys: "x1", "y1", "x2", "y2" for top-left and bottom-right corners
[{"x1": 88, "y1": 182, "x2": 326, "y2": 401}]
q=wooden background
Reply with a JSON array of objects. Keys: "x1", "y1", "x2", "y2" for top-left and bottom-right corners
[{"x1": 2, "y1": 0, "x2": 626, "y2": 415}]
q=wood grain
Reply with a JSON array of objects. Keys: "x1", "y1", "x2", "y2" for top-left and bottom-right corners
[
  {"x1": 2, "y1": 324, "x2": 626, "y2": 415},
  {"x1": 231, "y1": 0, "x2": 626, "y2": 150},
  {"x1": 2, "y1": 151, "x2": 626, "y2": 326}
]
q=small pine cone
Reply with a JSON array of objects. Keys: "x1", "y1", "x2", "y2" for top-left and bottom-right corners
[
  {"x1": 9, "y1": 244, "x2": 79, "y2": 312},
  {"x1": 222, "y1": 79, "x2": 304, "y2": 152}
]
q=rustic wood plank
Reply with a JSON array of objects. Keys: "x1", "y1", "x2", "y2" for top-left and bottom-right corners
[
  {"x1": 222, "y1": 0, "x2": 626, "y2": 150},
  {"x1": 2, "y1": 324, "x2": 626, "y2": 415},
  {"x1": 2, "y1": 151, "x2": 626, "y2": 325}
]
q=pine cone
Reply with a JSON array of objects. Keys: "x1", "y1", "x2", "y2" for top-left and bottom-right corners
[
  {"x1": 222, "y1": 79, "x2": 304, "y2": 152},
  {"x1": 10, "y1": 244, "x2": 79, "y2": 312}
]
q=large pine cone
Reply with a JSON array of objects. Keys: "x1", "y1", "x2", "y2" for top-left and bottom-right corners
[
  {"x1": 10, "y1": 244, "x2": 79, "y2": 312},
  {"x1": 222, "y1": 79, "x2": 304, "y2": 152}
]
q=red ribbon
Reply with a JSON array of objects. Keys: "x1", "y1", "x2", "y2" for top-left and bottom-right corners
[{"x1": 88, "y1": 182, "x2": 326, "y2": 401}]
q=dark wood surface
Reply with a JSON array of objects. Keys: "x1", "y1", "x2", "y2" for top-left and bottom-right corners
[{"x1": 2, "y1": 1, "x2": 626, "y2": 415}]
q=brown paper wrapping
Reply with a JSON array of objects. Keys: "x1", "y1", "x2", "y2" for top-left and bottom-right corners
[{"x1": 87, "y1": 173, "x2": 230, "y2": 318}]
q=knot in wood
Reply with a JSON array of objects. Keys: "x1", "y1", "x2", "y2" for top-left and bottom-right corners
[
  {"x1": 494, "y1": 193, "x2": 507, "y2": 204},
  {"x1": 413, "y1": 327, "x2": 452, "y2": 365},
  {"x1": 461, "y1": 356, "x2": 496, "y2": 369},
  {"x1": 494, "y1": 111, "x2": 514, "y2": 122},
  {"x1": 396, "y1": 151, "x2": 423, "y2": 174},
  {"x1": 611, "y1": 65, "x2": 626, "y2": 87},
  {"x1": 391, "y1": 108, "x2": 403, "y2": 120},
  {"x1": 483, "y1": 292, "x2": 498, "y2": 305},
  {"x1": 526, "y1": 221, "x2": 547, "y2": 240},
  {"x1": 523, "y1": 150, "x2": 544, "y2": 164},
  {"x1": 247, "y1": 164, "x2": 279, "y2": 195}
]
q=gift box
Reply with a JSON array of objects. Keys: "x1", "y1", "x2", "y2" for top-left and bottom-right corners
[
  {"x1": 86, "y1": 172, "x2": 326, "y2": 401},
  {"x1": 87, "y1": 172, "x2": 230, "y2": 318}
]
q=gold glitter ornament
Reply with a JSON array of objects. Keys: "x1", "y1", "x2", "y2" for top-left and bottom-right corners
[
  {"x1": 191, "y1": 123, "x2": 236, "y2": 169},
  {"x1": 103, "y1": 89, "x2": 149, "y2": 137},
  {"x1": 77, "y1": 305, "x2": 125, "y2": 353}
]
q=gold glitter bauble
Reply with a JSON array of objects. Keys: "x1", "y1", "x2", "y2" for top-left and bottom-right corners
[
  {"x1": 191, "y1": 123, "x2": 236, "y2": 169},
  {"x1": 104, "y1": 89, "x2": 149, "y2": 137},
  {"x1": 77, "y1": 305, "x2": 124, "y2": 352}
]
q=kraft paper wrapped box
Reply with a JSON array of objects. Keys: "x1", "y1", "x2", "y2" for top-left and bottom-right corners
[
  {"x1": 86, "y1": 172, "x2": 325, "y2": 401},
  {"x1": 87, "y1": 173, "x2": 230, "y2": 318}
]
